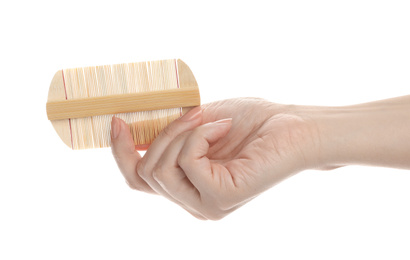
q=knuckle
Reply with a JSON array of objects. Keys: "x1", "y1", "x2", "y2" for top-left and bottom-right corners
[
  {"x1": 177, "y1": 154, "x2": 191, "y2": 168},
  {"x1": 160, "y1": 124, "x2": 175, "y2": 139},
  {"x1": 152, "y1": 166, "x2": 165, "y2": 182},
  {"x1": 192, "y1": 126, "x2": 204, "y2": 138}
]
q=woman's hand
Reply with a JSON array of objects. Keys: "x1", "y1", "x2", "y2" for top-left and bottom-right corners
[
  {"x1": 111, "y1": 98, "x2": 320, "y2": 220},
  {"x1": 112, "y1": 95, "x2": 410, "y2": 220}
]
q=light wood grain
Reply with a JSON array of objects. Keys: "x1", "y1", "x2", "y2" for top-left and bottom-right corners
[
  {"x1": 47, "y1": 70, "x2": 72, "y2": 148},
  {"x1": 47, "y1": 59, "x2": 200, "y2": 149},
  {"x1": 47, "y1": 87, "x2": 200, "y2": 120},
  {"x1": 177, "y1": 59, "x2": 200, "y2": 115}
]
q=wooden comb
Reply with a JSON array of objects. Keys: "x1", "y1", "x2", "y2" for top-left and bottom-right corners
[{"x1": 46, "y1": 59, "x2": 200, "y2": 149}]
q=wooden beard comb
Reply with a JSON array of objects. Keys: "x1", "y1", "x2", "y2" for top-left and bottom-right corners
[{"x1": 46, "y1": 59, "x2": 200, "y2": 150}]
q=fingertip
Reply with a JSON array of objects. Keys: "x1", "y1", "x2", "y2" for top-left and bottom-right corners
[
  {"x1": 110, "y1": 117, "x2": 136, "y2": 154},
  {"x1": 135, "y1": 144, "x2": 150, "y2": 151},
  {"x1": 203, "y1": 118, "x2": 233, "y2": 142},
  {"x1": 179, "y1": 118, "x2": 233, "y2": 169},
  {"x1": 111, "y1": 116, "x2": 121, "y2": 140},
  {"x1": 179, "y1": 106, "x2": 203, "y2": 122}
]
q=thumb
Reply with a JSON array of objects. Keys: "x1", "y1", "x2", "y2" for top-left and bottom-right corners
[
  {"x1": 178, "y1": 118, "x2": 233, "y2": 193},
  {"x1": 111, "y1": 117, "x2": 153, "y2": 192}
]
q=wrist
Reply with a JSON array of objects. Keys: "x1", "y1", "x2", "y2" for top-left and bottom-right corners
[
  {"x1": 297, "y1": 97, "x2": 410, "y2": 170},
  {"x1": 303, "y1": 105, "x2": 361, "y2": 169}
]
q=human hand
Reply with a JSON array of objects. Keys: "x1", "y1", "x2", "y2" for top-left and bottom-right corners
[{"x1": 111, "y1": 98, "x2": 320, "y2": 220}]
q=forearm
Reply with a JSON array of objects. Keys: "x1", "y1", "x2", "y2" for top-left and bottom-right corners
[{"x1": 301, "y1": 96, "x2": 410, "y2": 170}]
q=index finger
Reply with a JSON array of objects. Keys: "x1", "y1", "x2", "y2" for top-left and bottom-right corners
[
  {"x1": 137, "y1": 106, "x2": 203, "y2": 178},
  {"x1": 111, "y1": 116, "x2": 154, "y2": 193}
]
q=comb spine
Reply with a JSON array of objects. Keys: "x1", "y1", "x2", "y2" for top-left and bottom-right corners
[{"x1": 46, "y1": 87, "x2": 200, "y2": 120}]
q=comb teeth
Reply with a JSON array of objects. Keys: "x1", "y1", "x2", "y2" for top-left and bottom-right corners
[{"x1": 61, "y1": 59, "x2": 181, "y2": 150}]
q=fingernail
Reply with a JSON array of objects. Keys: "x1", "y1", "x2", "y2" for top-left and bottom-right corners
[
  {"x1": 210, "y1": 118, "x2": 232, "y2": 126},
  {"x1": 111, "y1": 116, "x2": 121, "y2": 139},
  {"x1": 180, "y1": 107, "x2": 202, "y2": 122}
]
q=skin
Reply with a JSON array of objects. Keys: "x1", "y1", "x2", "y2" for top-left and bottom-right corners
[{"x1": 111, "y1": 96, "x2": 410, "y2": 220}]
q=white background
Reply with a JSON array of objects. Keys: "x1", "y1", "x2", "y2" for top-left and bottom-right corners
[{"x1": 1, "y1": 0, "x2": 409, "y2": 259}]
